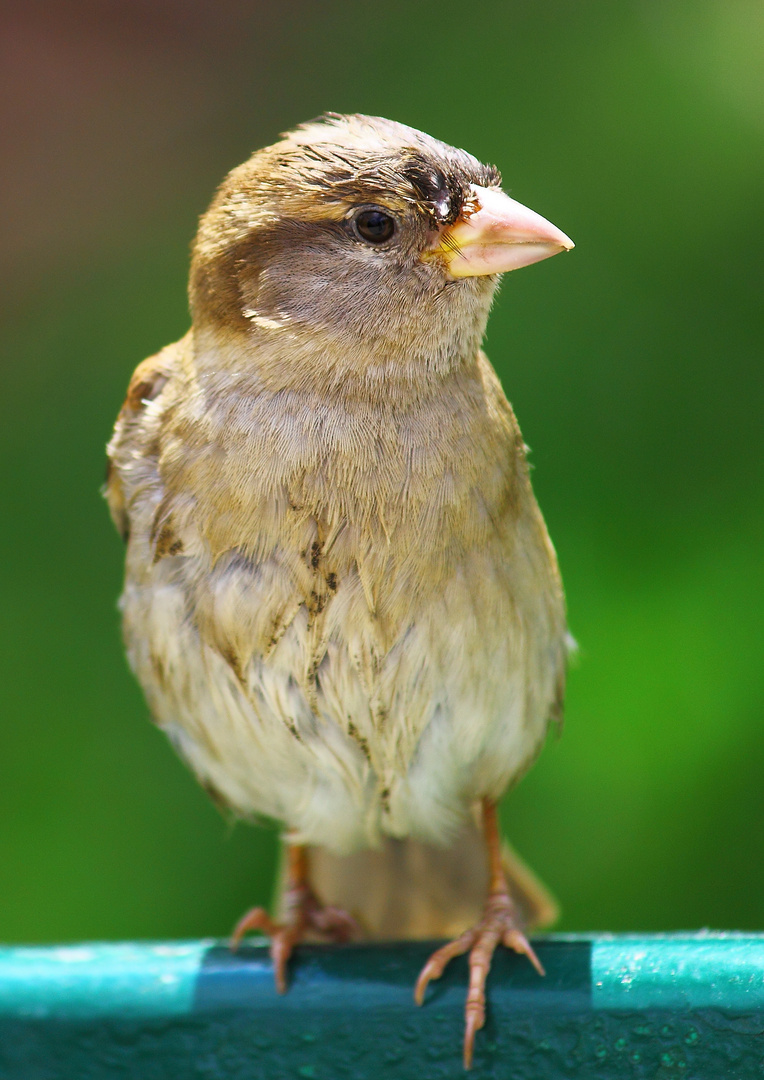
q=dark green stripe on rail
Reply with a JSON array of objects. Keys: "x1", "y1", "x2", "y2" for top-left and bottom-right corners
[{"x1": 0, "y1": 934, "x2": 762, "y2": 1077}]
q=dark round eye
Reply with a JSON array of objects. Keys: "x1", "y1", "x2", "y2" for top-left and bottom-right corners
[{"x1": 352, "y1": 208, "x2": 396, "y2": 244}]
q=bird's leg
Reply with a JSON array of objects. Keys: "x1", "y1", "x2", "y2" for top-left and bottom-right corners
[
  {"x1": 414, "y1": 799, "x2": 545, "y2": 1069},
  {"x1": 230, "y1": 843, "x2": 356, "y2": 993}
]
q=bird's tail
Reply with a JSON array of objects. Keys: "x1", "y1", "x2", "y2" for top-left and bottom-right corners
[{"x1": 288, "y1": 820, "x2": 558, "y2": 939}]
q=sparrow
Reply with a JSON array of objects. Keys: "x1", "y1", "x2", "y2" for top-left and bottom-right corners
[{"x1": 105, "y1": 113, "x2": 573, "y2": 1068}]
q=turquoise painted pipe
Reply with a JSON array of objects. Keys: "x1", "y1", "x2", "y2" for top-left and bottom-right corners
[
  {"x1": 1, "y1": 934, "x2": 763, "y2": 1018},
  {"x1": 1, "y1": 935, "x2": 763, "y2": 1078}
]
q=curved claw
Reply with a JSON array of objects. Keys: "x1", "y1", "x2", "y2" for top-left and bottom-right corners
[
  {"x1": 270, "y1": 926, "x2": 300, "y2": 994},
  {"x1": 504, "y1": 927, "x2": 545, "y2": 977},
  {"x1": 229, "y1": 907, "x2": 297, "y2": 993},
  {"x1": 414, "y1": 929, "x2": 476, "y2": 1006},
  {"x1": 463, "y1": 1005, "x2": 482, "y2": 1070},
  {"x1": 229, "y1": 906, "x2": 276, "y2": 952}
]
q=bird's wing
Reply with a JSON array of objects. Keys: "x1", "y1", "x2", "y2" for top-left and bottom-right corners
[{"x1": 104, "y1": 336, "x2": 187, "y2": 544}]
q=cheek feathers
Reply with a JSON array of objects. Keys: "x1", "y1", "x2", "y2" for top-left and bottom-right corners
[
  {"x1": 190, "y1": 202, "x2": 495, "y2": 368},
  {"x1": 190, "y1": 205, "x2": 428, "y2": 333}
]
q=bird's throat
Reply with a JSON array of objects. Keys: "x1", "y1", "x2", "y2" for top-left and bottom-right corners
[{"x1": 191, "y1": 317, "x2": 487, "y2": 409}]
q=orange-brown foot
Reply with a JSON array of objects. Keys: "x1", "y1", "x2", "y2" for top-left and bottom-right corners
[
  {"x1": 230, "y1": 886, "x2": 356, "y2": 994},
  {"x1": 414, "y1": 890, "x2": 544, "y2": 1069}
]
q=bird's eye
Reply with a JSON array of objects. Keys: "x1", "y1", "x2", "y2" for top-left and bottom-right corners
[{"x1": 351, "y1": 208, "x2": 396, "y2": 245}]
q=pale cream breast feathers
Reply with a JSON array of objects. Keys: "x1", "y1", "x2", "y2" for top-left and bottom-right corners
[{"x1": 106, "y1": 328, "x2": 566, "y2": 852}]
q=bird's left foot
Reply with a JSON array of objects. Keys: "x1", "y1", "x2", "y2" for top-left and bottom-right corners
[
  {"x1": 230, "y1": 883, "x2": 356, "y2": 993},
  {"x1": 414, "y1": 888, "x2": 544, "y2": 1069}
]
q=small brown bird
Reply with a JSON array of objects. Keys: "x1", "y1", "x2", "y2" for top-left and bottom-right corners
[{"x1": 105, "y1": 114, "x2": 573, "y2": 1068}]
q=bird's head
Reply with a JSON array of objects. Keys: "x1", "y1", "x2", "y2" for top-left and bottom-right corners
[{"x1": 190, "y1": 114, "x2": 573, "y2": 384}]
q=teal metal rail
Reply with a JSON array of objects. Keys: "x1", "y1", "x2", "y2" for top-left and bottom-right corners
[{"x1": 1, "y1": 934, "x2": 762, "y2": 1077}]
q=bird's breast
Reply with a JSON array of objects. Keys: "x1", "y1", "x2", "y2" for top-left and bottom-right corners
[
  {"x1": 113, "y1": 345, "x2": 566, "y2": 850},
  {"x1": 158, "y1": 352, "x2": 527, "y2": 601}
]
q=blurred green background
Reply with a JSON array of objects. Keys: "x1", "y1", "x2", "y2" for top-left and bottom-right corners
[{"x1": 1, "y1": 0, "x2": 762, "y2": 943}]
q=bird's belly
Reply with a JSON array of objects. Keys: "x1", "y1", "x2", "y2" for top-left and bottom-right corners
[{"x1": 122, "y1": 543, "x2": 556, "y2": 854}]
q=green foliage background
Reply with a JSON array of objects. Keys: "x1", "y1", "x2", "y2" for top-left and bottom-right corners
[{"x1": 1, "y1": 0, "x2": 762, "y2": 942}]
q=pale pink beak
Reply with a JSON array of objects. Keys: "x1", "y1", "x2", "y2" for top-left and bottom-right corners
[{"x1": 430, "y1": 183, "x2": 574, "y2": 277}]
